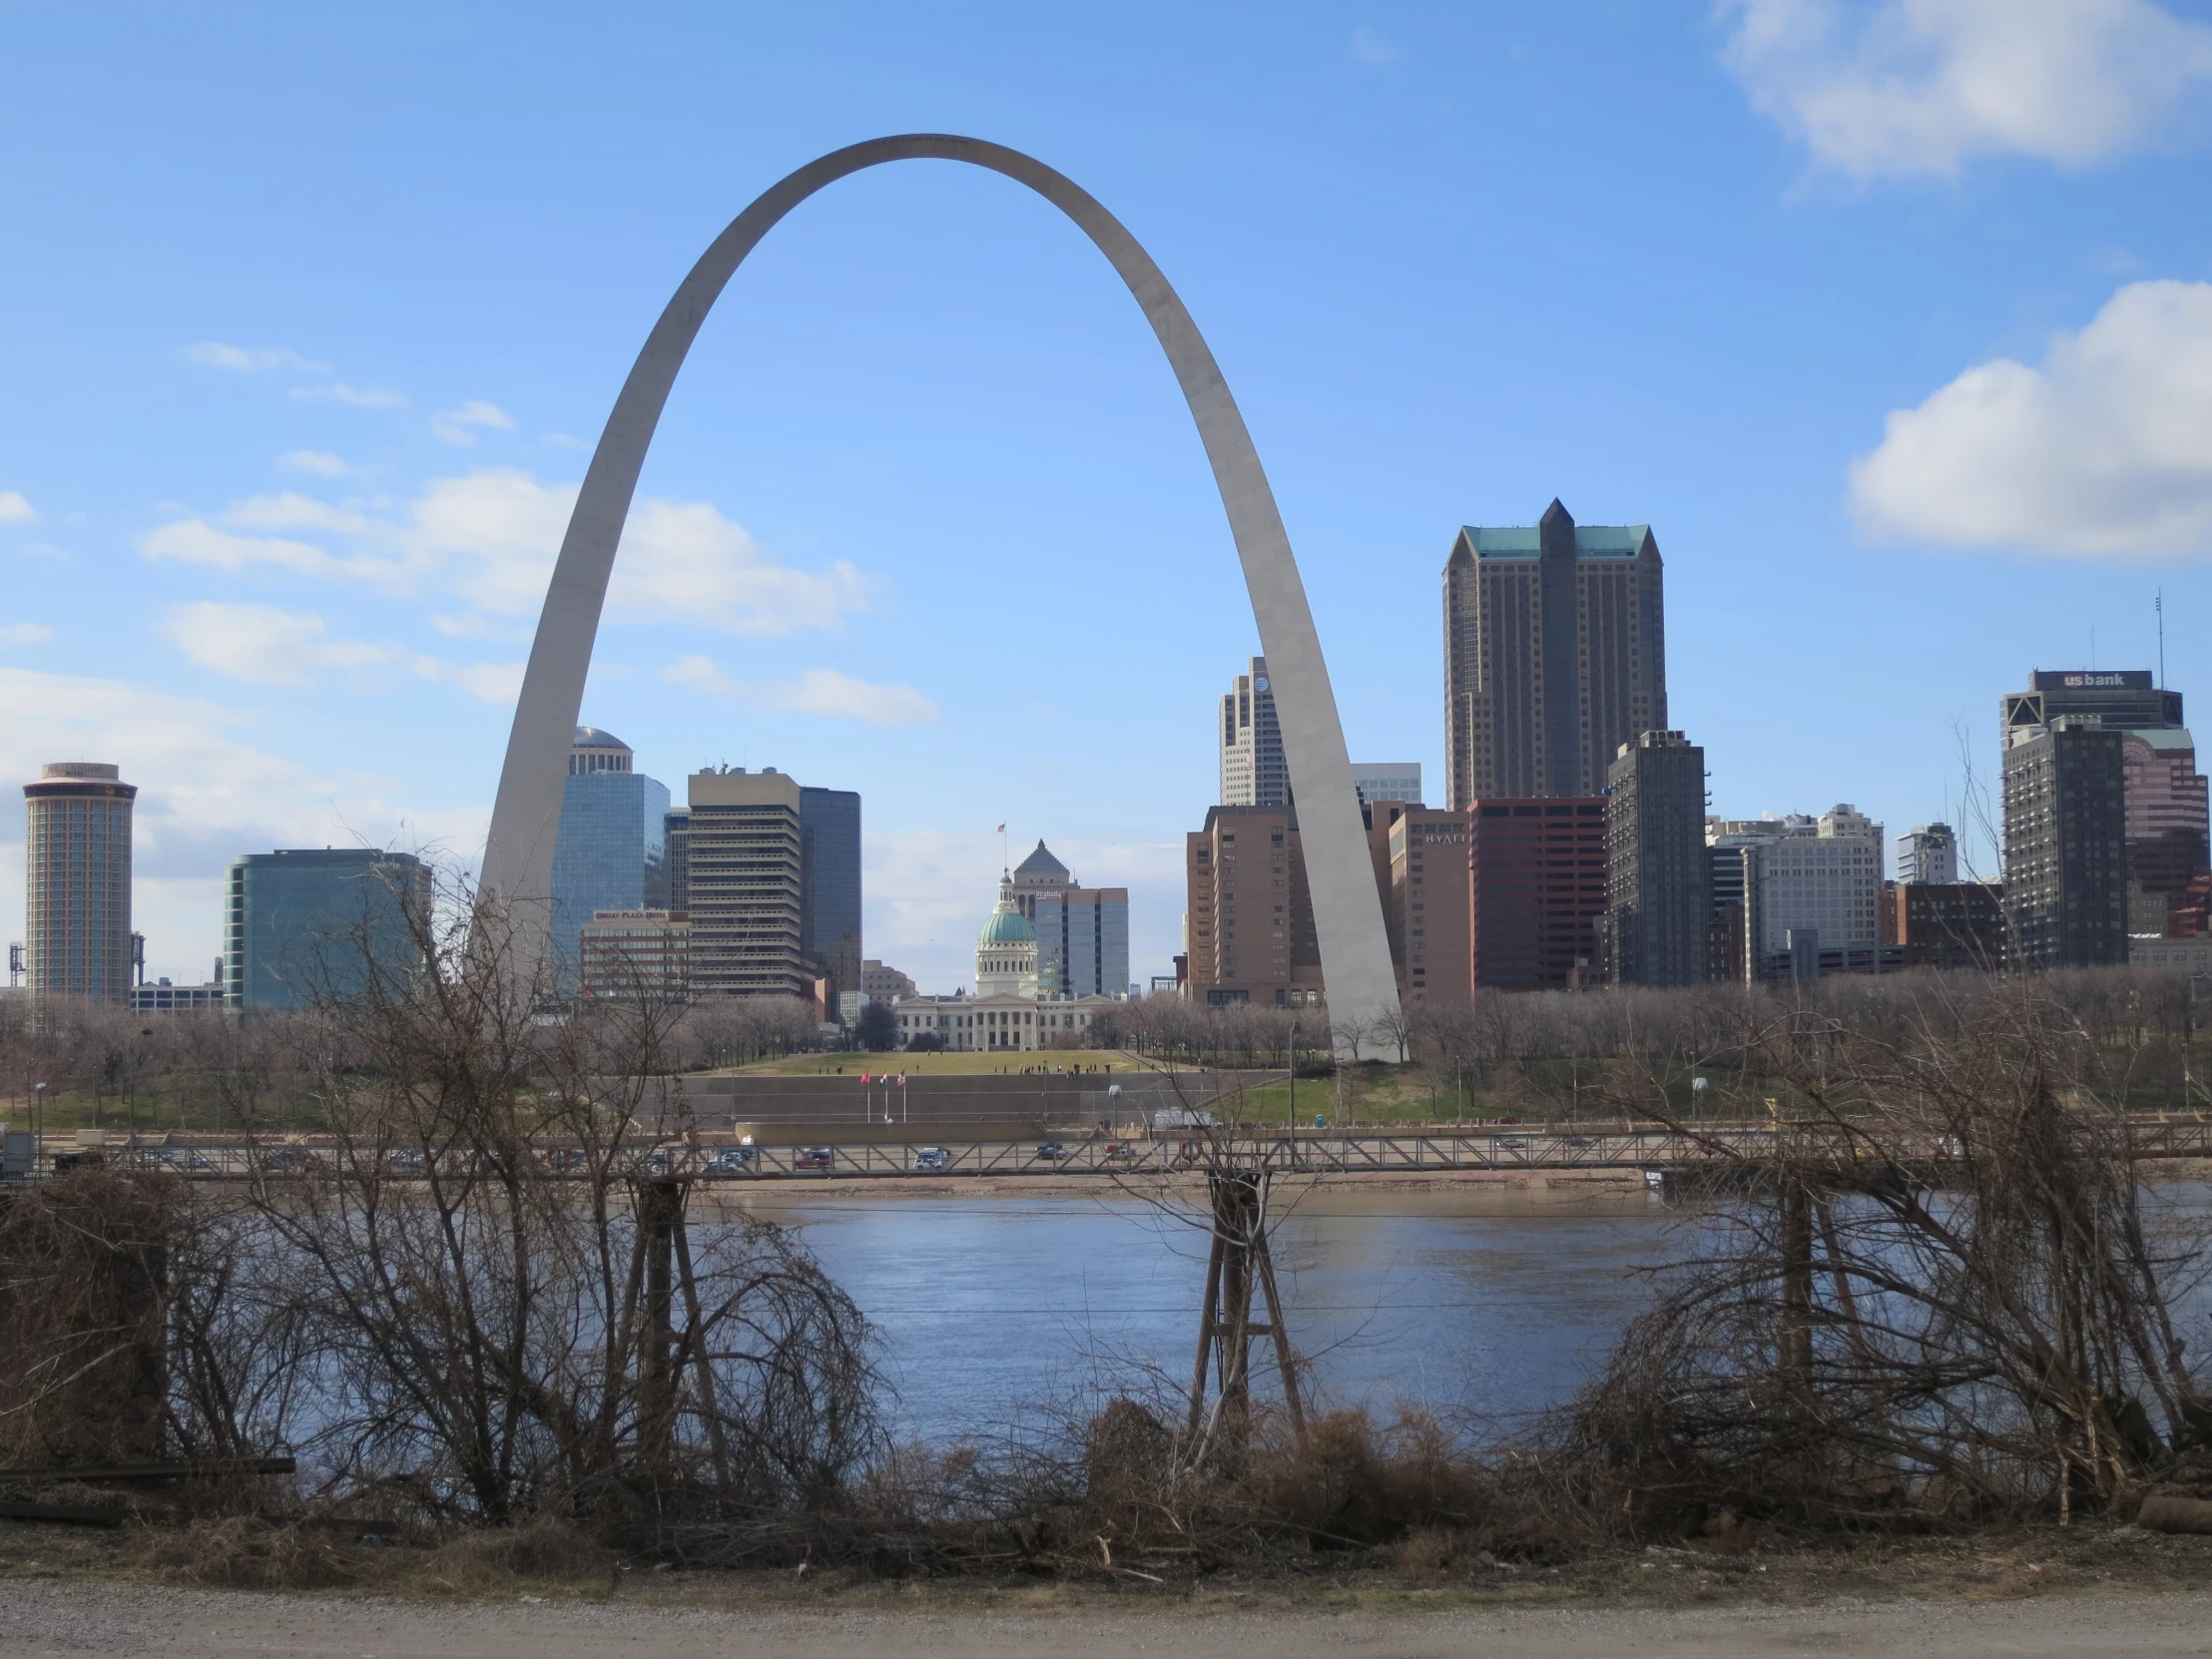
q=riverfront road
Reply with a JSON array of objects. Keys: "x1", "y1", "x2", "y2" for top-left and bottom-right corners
[
  {"x1": 76, "y1": 1116, "x2": 2212, "y2": 1182},
  {"x1": 4, "y1": 1579, "x2": 2212, "y2": 1658}
]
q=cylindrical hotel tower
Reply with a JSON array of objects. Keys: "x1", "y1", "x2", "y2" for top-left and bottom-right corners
[{"x1": 24, "y1": 761, "x2": 137, "y2": 1000}]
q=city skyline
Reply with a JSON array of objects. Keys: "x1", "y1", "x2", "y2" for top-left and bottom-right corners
[{"x1": 8, "y1": 5, "x2": 2212, "y2": 996}]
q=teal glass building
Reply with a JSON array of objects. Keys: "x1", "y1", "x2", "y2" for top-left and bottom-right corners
[
  {"x1": 224, "y1": 848, "x2": 430, "y2": 1011},
  {"x1": 550, "y1": 728, "x2": 670, "y2": 991}
]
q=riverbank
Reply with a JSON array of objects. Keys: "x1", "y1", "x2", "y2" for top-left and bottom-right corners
[{"x1": 4, "y1": 1523, "x2": 2212, "y2": 1657}]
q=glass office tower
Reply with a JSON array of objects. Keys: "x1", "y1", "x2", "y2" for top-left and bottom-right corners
[
  {"x1": 225, "y1": 848, "x2": 429, "y2": 1011},
  {"x1": 550, "y1": 728, "x2": 671, "y2": 992},
  {"x1": 799, "y1": 786, "x2": 861, "y2": 1008}
]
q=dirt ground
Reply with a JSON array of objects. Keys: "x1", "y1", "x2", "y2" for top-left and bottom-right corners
[
  {"x1": 6, "y1": 1520, "x2": 2212, "y2": 1658},
  {"x1": 3, "y1": 1575, "x2": 2212, "y2": 1657}
]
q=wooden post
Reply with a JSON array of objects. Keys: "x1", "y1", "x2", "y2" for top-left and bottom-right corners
[
  {"x1": 637, "y1": 1178, "x2": 681, "y2": 1467},
  {"x1": 1186, "y1": 1223, "x2": 1226, "y2": 1435},
  {"x1": 1779, "y1": 1181, "x2": 1815, "y2": 1394},
  {"x1": 1186, "y1": 1167, "x2": 1306, "y2": 1452}
]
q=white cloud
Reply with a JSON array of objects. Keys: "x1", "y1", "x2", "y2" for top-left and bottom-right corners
[
  {"x1": 1350, "y1": 26, "x2": 1400, "y2": 63},
  {"x1": 140, "y1": 516, "x2": 421, "y2": 589},
  {"x1": 410, "y1": 657, "x2": 525, "y2": 703},
  {"x1": 0, "y1": 623, "x2": 53, "y2": 645},
  {"x1": 163, "y1": 602, "x2": 390, "y2": 687},
  {"x1": 0, "y1": 491, "x2": 34, "y2": 523},
  {"x1": 543, "y1": 432, "x2": 590, "y2": 450},
  {"x1": 184, "y1": 341, "x2": 331, "y2": 374},
  {"x1": 664, "y1": 655, "x2": 938, "y2": 725},
  {"x1": 410, "y1": 469, "x2": 576, "y2": 614},
  {"x1": 1721, "y1": 0, "x2": 2212, "y2": 180},
  {"x1": 225, "y1": 491, "x2": 373, "y2": 536},
  {"x1": 279, "y1": 449, "x2": 351, "y2": 477},
  {"x1": 161, "y1": 600, "x2": 524, "y2": 704},
  {"x1": 617, "y1": 497, "x2": 868, "y2": 633},
  {"x1": 411, "y1": 468, "x2": 869, "y2": 632},
  {"x1": 1851, "y1": 279, "x2": 2212, "y2": 555},
  {"x1": 291, "y1": 382, "x2": 408, "y2": 409},
  {"x1": 142, "y1": 468, "x2": 868, "y2": 636},
  {"x1": 432, "y1": 399, "x2": 517, "y2": 447}
]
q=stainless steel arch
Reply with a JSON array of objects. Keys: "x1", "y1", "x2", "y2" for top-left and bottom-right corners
[{"x1": 483, "y1": 134, "x2": 1401, "y2": 1055}]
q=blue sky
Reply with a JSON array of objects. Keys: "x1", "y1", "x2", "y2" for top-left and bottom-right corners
[{"x1": 6, "y1": 0, "x2": 2212, "y2": 992}]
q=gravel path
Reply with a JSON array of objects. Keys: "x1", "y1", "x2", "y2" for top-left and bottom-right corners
[{"x1": 4, "y1": 1581, "x2": 2211, "y2": 1658}]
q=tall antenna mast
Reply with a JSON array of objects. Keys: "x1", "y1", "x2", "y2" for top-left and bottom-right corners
[{"x1": 2158, "y1": 589, "x2": 2166, "y2": 688}]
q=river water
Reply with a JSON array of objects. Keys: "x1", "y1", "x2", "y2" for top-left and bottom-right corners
[{"x1": 716, "y1": 1187, "x2": 1681, "y2": 1445}]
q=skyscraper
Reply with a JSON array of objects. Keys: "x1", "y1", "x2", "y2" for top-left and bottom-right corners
[
  {"x1": 798, "y1": 785, "x2": 862, "y2": 1008},
  {"x1": 1599, "y1": 733, "x2": 1709, "y2": 987},
  {"x1": 1705, "y1": 817, "x2": 1810, "y2": 984},
  {"x1": 1467, "y1": 799, "x2": 1609, "y2": 991},
  {"x1": 1743, "y1": 806, "x2": 1886, "y2": 982},
  {"x1": 2002, "y1": 670, "x2": 2206, "y2": 934},
  {"x1": 2002, "y1": 669, "x2": 2181, "y2": 733},
  {"x1": 1897, "y1": 824, "x2": 1959, "y2": 885},
  {"x1": 1352, "y1": 763, "x2": 1423, "y2": 811},
  {"x1": 1219, "y1": 657, "x2": 1290, "y2": 808},
  {"x1": 549, "y1": 728, "x2": 669, "y2": 989},
  {"x1": 1363, "y1": 801, "x2": 1474, "y2": 1005},
  {"x1": 1184, "y1": 806, "x2": 1323, "y2": 1008},
  {"x1": 685, "y1": 768, "x2": 808, "y2": 999},
  {"x1": 23, "y1": 762, "x2": 136, "y2": 1001},
  {"x1": 1443, "y1": 499, "x2": 1667, "y2": 809},
  {"x1": 225, "y1": 848, "x2": 429, "y2": 1011},
  {"x1": 2002, "y1": 719, "x2": 2128, "y2": 970},
  {"x1": 2120, "y1": 732, "x2": 2209, "y2": 932},
  {"x1": 1010, "y1": 840, "x2": 1130, "y2": 1000}
]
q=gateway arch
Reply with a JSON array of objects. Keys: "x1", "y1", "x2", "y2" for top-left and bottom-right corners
[{"x1": 482, "y1": 134, "x2": 1401, "y2": 1056}]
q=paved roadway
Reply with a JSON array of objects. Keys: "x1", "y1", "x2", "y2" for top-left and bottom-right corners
[{"x1": 69, "y1": 1115, "x2": 2212, "y2": 1183}]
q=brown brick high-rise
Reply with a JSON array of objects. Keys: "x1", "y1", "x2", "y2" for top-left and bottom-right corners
[
  {"x1": 1184, "y1": 806, "x2": 1324, "y2": 1009},
  {"x1": 1444, "y1": 500, "x2": 1666, "y2": 810}
]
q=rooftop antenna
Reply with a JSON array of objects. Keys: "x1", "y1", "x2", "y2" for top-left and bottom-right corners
[{"x1": 2158, "y1": 589, "x2": 2166, "y2": 688}]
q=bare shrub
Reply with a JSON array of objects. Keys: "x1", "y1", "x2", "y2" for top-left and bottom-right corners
[
  {"x1": 233, "y1": 875, "x2": 881, "y2": 1533},
  {"x1": 1545, "y1": 978, "x2": 2212, "y2": 1537}
]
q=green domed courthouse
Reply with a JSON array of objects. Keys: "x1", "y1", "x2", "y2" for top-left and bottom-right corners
[{"x1": 889, "y1": 845, "x2": 1132, "y2": 1053}]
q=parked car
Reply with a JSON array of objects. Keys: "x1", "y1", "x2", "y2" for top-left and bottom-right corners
[
  {"x1": 1034, "y1": 1142, "x2": 1071, "y2": 1162},
  {"x1": 541, "y1": 1146, "x2": 586, "y2": 1173},
  {"x1": 51, "y1": 1150, "x2": 106, "y2": 1174},
  {"x1": 156, "y1": 1148, "x2": 215, "y2": 1171},
  {"x1": 704, "y1": 1146, "x2": 757, "y2": 1175},
  {"x1": 1101, "y1": 1141, "x2": 1136, "y2": 1163},
  {"x1": 385, "y1": 1147, "x2": 429, "y2": 1175},
  {"x1": 913, "y1": 1145, "x2": 952, "y2": 1171},
  {"x1": 795, "y1": 1146, "x2": 835, "y2": 1170},
  {"x1": 257, "y1": 1146, "x2": 316, "y2": 1175},
  {"x1": 631, "y1": 1147, "x2": 676, "y2": 1175}
]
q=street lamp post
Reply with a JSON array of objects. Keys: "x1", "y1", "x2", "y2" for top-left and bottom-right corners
[
  {"x1": 2185, "y1": 974, "x2": 2212, "y2": 1111},
  {"x1": 32, "y1": 1082, "x2": 47, "y2": 1171},
  {"x1": 1288, "y1": 1020, "x2": 1302, "y2": 1135}
]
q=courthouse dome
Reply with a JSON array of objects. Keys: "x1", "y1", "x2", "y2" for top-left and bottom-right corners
[{"x1": 978, "y1": 905, "x2": 1035, "y2": 945}]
